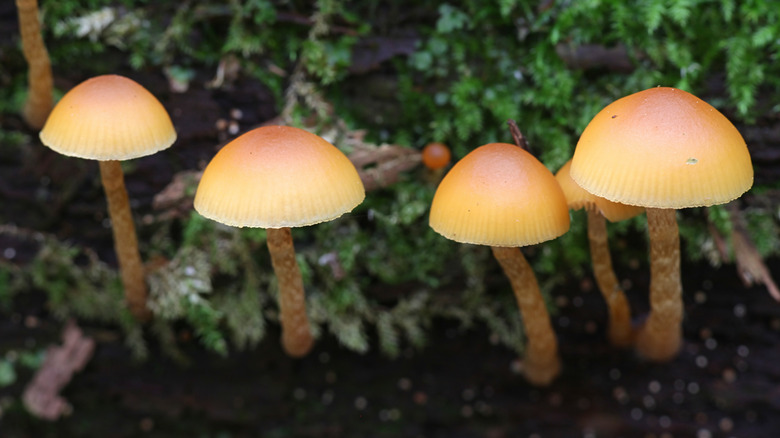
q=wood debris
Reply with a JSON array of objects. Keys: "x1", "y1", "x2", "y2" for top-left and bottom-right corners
[
  {"x1": 23, "y1": 320, "x2": 96, "y2": 420},
  {"x1": 708, "y1": 204, "x2": 780, "y2": 302},
  {"x1": 151, "y1": 170, "x2": 203, "y2": 221},
  {"x1": 730, "y1": 215, "x2": 780, "y2": 302}
]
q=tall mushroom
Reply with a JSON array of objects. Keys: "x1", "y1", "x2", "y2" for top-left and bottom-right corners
[
  {"x1": 570, "y1": 87, "x2": 753, "y2": 361},
  {"x1": 429, "y1": 142, "x2": 570, "y2": 386},
  {"x1": 40, "y1": 75, "x2": 177, "y2": 321},
  {"x1": 194, "y1": 125, "x2": 365, "y2": 358},
  {"x1": 555, "y1": 159, "x2": 643, "y2": 347},
  {"x1": 15, "y1": 0, "x2": 53, "y2": 129}
]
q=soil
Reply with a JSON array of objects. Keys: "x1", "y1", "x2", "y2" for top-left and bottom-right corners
[{"x1": 2, "y1": 7, "x2": 780, "y2": 437}]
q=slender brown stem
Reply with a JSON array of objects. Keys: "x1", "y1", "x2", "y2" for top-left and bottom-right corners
[
  {"x1": 99, "y1": 161, "x2": 150, "y2": 321},
  {"x1": 636, "y1": 208, "x2": 683, "y2": 361},
  {"x1": 266, "y1": 227, "x2": 314, "y2": 358},
  {"x1": 16, "y1": 0, "x2": 53, "y2": 129},
  {"x1": 491, "y1": 246, "x2": 560, "y2": 386},
  {"x1": 587, "y1": 209, "x2": 634, "y2": 347}
]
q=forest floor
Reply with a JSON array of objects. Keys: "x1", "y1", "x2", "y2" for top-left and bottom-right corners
[
  {"x1": 2, "y1": 88, "x2": 779, "y2": 435},
  {"x1": 1, "y1": 248, "x2": 778, "y2": 438},
  {"x1": 2, "y1": 5, "x2": 780, "y2": 435}
]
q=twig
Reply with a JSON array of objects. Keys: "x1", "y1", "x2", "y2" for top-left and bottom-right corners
[
  {"x1": 727, "y1": 204, "x2": 780, "y2": 302},
  {"x1": 507, "y1": 119, "x2": 530, "y2": 152},
  {"x1": 22, "y1": 320, "x2": 96, "y2": 420}
]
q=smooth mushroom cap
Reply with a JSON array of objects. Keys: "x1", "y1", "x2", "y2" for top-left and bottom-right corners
[
  {"x1": 555, "y1": 160, "x2": 643, "y2": 222},
  {"x1": 422, "y1": 142, "x2": 451, "y2": 170},
  {"x1": 429, "y1": 142, "x2": 570, "y2": 246},
  {"x1": 570, "y1": 87, "x2": 753, "y2": 209},
  {"x1": 194, "y1": 125, "x2": 366, "y2": 228},
  {"x1": 40, "y1": 75, "x2": 176, "y2": 160}
]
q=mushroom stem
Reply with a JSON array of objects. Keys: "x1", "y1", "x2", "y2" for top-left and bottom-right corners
[
  {"x1": 266, "y1": 227, "x2": 314, "y2": 358},
  {"x1": 99, "y1": 161, "x2": 150, "y2": 321},
  {"x1": 636, "y1": 207, "x2": 682, "y2": 361},
  {"x1": 16, "y1": 0, "x2": 53, "y2": 129},
  {"x1": 587, "y1": 209, "x2": 634, "y2": 347},
  {"x1": 491, "y1": 246, "x2": 560, "y2": 386}
]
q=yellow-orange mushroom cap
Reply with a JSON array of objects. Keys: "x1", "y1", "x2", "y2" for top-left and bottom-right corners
[
  {"x1": 40, "y1": 75, "x2": 176, "y2": 160},
  {"x1": 570, "y1": 87, "x2": 753, "y2": 209},
  {"x1": 430, "y1": 143, "x2": 570, "y2": 247},
  {"x1": 194, "y1": 125, "x2": 365, "y2": 228},
  {"x1": 555, "y1": 160, "x2": 643, "y2": 222}
]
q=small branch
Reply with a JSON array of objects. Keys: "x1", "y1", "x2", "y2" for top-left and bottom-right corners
[
  {"x1": 507, "y1": 119, "x2": 529, "y2": 152},
  {"x1": 350, "y1": 143, "x2": 421, "y2": 191},
  {"x1": 555, "y1": 43, "x2": 635, "y2": 73},
  {"x1": 23, "y1": 320, "x2": 96, "y2": 420},
  {"x1": 728, "y1": 205, "x2": 780, "y2": 302}
]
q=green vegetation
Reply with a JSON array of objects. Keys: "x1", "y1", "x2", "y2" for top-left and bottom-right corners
[{"x1": 1, "y1": 0, "x2": 778, "y2": 359}]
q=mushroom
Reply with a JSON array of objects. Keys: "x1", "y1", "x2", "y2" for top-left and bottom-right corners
[
  {"x1": 194, "y1": 125, "x2": 365, "y2": 358},
  {"x1": 40, "y1": 75, "x2": 177, "y2": 321},
  {"x1": 429, "y1": 142, "x2": 570, "y2": 385},
  {"x1": 15, "y1": 0, "x2": 53, "y2": 129},
  {"x1": 421, "y1": 142, "x2": 451, "y2": 171},
  {"x1": 570, "y1": 87, "x2": 753, "y2": 361},
  {"x1": 555, "y1": 159, "x2": 643, "y2": 347}
]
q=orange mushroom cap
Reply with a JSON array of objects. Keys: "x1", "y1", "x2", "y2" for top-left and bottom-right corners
[
  {"x1": 40, "y1": 75, "x2": 176, "y2": 160},
  {"x1": 422, "y1": 142, "x2": 451, "y2": 170},
  {"x1": 555, "y1": 160, "x2": 643, "y2": 222},
  {"x1": 430, "y1": 143, "x2": 570, "y2": 246},
  {"x1": 194, "y1": 125, "x2": 365, "y2": 228},
  {"x1": 570, "y1": 87, "x2": 753, "y2": 209}
]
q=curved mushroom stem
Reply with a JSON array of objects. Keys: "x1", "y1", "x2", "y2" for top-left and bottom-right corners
[
  {"x1": 491, "y1": 246, "x2": 560, "y2": 386},
  {"x1": 636, "y1": 208, "x2": 683, "y2": 361},
  {"x1": 587, "y1": 209, "x2": 634, "y2": 347},
  {"x1": 16, "y1": 0, "x2": 53, "y2": 129},
  {"x1": 99, "y1": 161, "x2": 150, "y2": 322},
  {"x1": 266, "y1": 227, "x2": 314, "y2": 358}
]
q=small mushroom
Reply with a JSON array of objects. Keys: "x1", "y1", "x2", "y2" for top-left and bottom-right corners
[
  {"x1": 15, "y1": 0, "x2": 53, "y2": 129},
  {"x1": 555, "y1": 159, "x2": 643, "y2": 347},
  {"x1": 40, "y1": 75, "x2": 177, "y2": 321},
  {"x1": 571, "y1": 87, "x2": 753, "y2": 361},
  {"x1": 194, "y1": 125, "x2": 365, "y2": 358},
  {"x1": 429, "y1": 143, "x2": 570, "y2": 386},
  {"x1": 421, "y1": 142, "x2": 451, "y2": 171}
]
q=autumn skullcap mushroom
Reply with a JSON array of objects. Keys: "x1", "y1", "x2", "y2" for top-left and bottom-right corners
[
  {"x1": 556, "y1": 159, "x2": 643, "y2": 347},
  {"x1": 194, "y1": 125, "x2": 365, "y2": 357},
  {"x1": 421, "y1": 142, "x2": 451, "y2": 171},
  {"x1": 571, "y1": 87, "x2": 753, "y2": 361},
  {"x1": 430, "y1": 142, "x2": 570, "y2": 386},
  {"x1": 40, "y1": 75, "x2": 177, "y2": 321}
]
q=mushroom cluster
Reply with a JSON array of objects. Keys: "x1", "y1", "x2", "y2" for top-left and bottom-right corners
[
  {"x1": 570, "y1": 87, "x2": 753, "y2": 361},
  {"x1": 32, "y1": 63, "x2": 754, "y2": 382}
]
